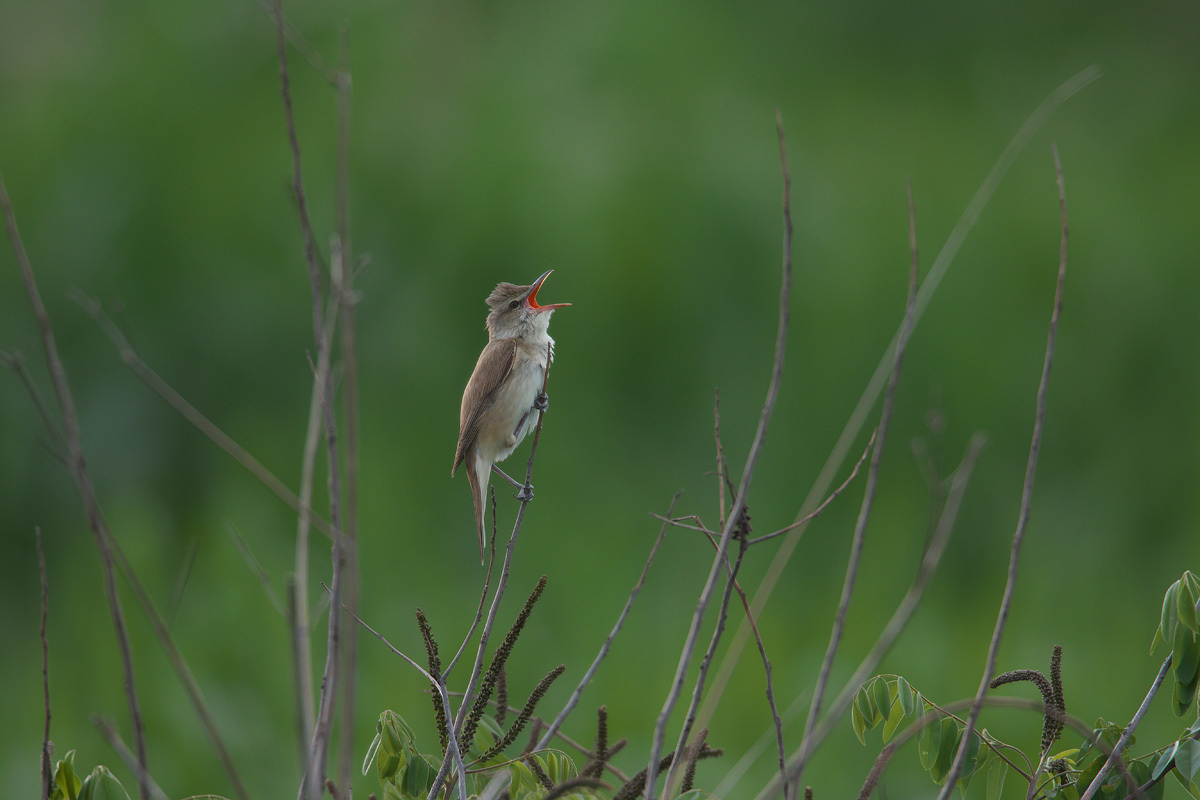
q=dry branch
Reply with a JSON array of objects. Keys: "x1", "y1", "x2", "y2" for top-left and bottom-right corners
[
  {"x1": 698, "y1": 65, "x2": 1103, "y2": 738},
  {"x1": 934, "y1": 143, "x2": 1072, "y2": 799}
]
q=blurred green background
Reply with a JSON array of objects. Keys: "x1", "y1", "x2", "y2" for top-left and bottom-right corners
[{"x1": 2, "y1": 0, "x2": 1198, "y2": 797}]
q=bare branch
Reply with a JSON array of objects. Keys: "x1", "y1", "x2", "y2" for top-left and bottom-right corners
[
  {"x1": 666, "y1": 532, "x2": 749, "y2": 796},
  {"x1": 757, "y1": 432, "x2": 985, "y2": 800},
  {"x1": 37, "y1": 527, "x2": 51, "y2": 800},
  {"x1": 935, "y1": 143, "x2": 1072, "y2": 799},
  {"x1": 746, "y1": 429, "x2": 876, "y2": 546},
  {"x1": 645, "y1": 108, "x2": 795, "y2": 800},
  {"x1": 697, "y1": 65, "x2": 1103, "y2": 736},
  {"x1": 90, "y1": 716, "x2": 172, "y2": 800},
  {"x1": 794, "y1": 178, "x2": 922, "y2": 792},
  {"x1": 1078, "y1": 655, "x2": 1170, "y2": 800},
  {"x1": 536, "y1": 493, "x2": 679, "y2": 750},
  {"x1": 446, "y1": 490, "x2": 501, "y2": 678},
  {"x1": 74, "y1": 292, "x2": 336, "y2": 541},
  {"x1": 333, "y1": 26, "x2": 360, "y2": 795},
  {"x1": 1, "y1": 351, "x2": 67, "y2": 459},
  {"x1": 249, "y1": 0, "x2": 338, "y2": 84},
  {"x1": 225, "y1": 521, "x2": 286, "y2": 616},
  {"x1": 1, "y1": 168, "x2": 152, "y2": 800},
  {"x1": 429, "y1": 345, "x2": 555, "y2": 800},
  {"x1": 335, "y1": 592, "x2": 469, "y2": 800},
  {"x1": 107, "y1": 534, "x2": 251, "y2": 799},
  {"x1": 855, "y1": 695, "x2": 1138, "y2": 800}
]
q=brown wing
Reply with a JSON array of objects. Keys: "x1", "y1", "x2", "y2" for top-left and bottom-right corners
[{"x1": 452, "y1": 338, "x2": 517, "y2": 475}]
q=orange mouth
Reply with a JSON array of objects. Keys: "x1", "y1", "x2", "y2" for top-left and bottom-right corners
[{"x1": 527, "y1": 270, "x2": 570, "y2": 311}]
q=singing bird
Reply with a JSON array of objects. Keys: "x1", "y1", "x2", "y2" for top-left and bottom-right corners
[{"x1": 453, "y1": 270, "x2": 569, "y2": 559}]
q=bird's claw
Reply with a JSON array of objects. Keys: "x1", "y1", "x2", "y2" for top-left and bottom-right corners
[
  {"x1": 516, "y1": 484, "x2": 535, "y2": 502},
  {"x1": 534, "y1": 391, "x2": 549, "y2": 412}
]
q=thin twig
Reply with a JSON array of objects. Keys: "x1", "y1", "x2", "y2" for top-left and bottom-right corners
[
  {"x1": 334, "y1": 591, "x2": 469, "y2": 800},
  {"x1": 90, "y1": 716, "x2": 172, "y2": 800},
  {"x1": 332, "y1": 25, "x2": 359, "y2": 796},
  {"x1": 272, "y1": 0, "x2": 350, "y2": 789},
  {"x1": 794, "y1": 177, "x2": 922, "y2": 793},
  {"x1": 715, "y1": 691, "x2": 810, "y2": 799},
  {"x1": 249, "y1": 0, "x2": 338, "y2": 84},
  {"x1": 37, "y1": 527, "x2": 51, "y2": 800},
  {"x1": 715, "y1": 389, "x2": 727, "y2": 528},
  {"x1": 301, "y1": 290, "x2": 346, "y2": 800},
  {"x1": 1, "y1": 351, "x2": 67, "y2": 458},
  {"x1": 225, "y1": 521, "x2": 286, "y2": 616},
  {"x1": 757, "y1": 433, "x2": 986, "y2": 800},
  {"x1": 935, "y1": 143, "x2": 1072, "y2": 799},
  {"x1": 536, "y1": 493, "x2": 678, "y2": 751},
  {"x1": 1, "y1": 168, "x2": 152, "y2": 800},
  {"x1": 446, "y1": 491, "x2": 501, "y2": 678},
  {"x1": 854, "y1": 696, "x2": 1137, "y2": 800},
  {"x1": 285, "y1": 577, "x2": 309, "y2": 770},
  {"x1": 274, "y1": 0, "x2": 324, "y2": 339},
  {"x1": 1078, "y1": 655, "x2": 1171, "y2": 800},
  {"x1": 73, "y1": 292, "x2": 336, "y2": 541},
  {"x1": 746, "y1": 429, "x2": 876, "y2": 546},
  {"x1": 452, "y1": 692, "x2": 631, "y2": 783},
  {"x1": 429, "y1": 345, "x2": 555, "y2": 800},
  {"x1": 698, "y1": 530, "x2": 789, "y2": 795},
  {"x1": 166, "y1": 534, "x2": 201, "y2": 627},
  {"x1": 645, "y1": 108, "x2": 795, "y2": 800},
  {"x1": 666, "y1": 533, "x2": 750, "y2": 797},
  {"x1": 106, "y1": 535, "x2": 251, "y2": 799},
  {"x1": 696, "y1": 65, "x2": 1103, "y2": 737}
]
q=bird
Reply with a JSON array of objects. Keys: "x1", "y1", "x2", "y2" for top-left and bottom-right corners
[{"x1": 453, "y1": 270, "x2": 569, "y2": 560}]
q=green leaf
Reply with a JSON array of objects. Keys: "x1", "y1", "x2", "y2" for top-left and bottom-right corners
[
  {"x1": 1179, "y1": 576, "x2": 1200, "y2": 634},
  {"x1": 882, "y1": 690, "x2": 908, "y2": 743},
  {"x1": 54, "y1": 751, "x2": 82, "y2": 800},
  {"x1": 1154, "y1": 743, "x2": 1179, "y2": 780},
  {"x1": 896, "y1": 677, "x2": 915, "y2": 716},
  {"x1": 1175, "y1": 672, "x2": 1199, "y2": 717},
  {"x1": 852, "y1": 696, "x2": 868, "y2": 745},
  {"x1": 986, "y1": 752, "x2": 1007, "y2": 800},
  {"x1": 78, "y1": 766, "x2": 131, "y2": 800},
  {"x1": 930, "y1": 718, "x2": 959, "y2": 784},
  {"x1": 364, "y1": 731, "x2": 383, "y2": 776},
  {"x1": 1175, "y1": 625, "x2": 1200, "y2": 685},
  {"x1": 872, "y1": 677, "x2": 891, "y2": 726},
  {"x1": 1146, "y1": 771, "x2": 1167, "y2": 800},
  {"x1": 917, "y1": 707, "x2": 942, "y2": 771},
  {"x1": 1177, "y1": 738, "x2": 1200, "y2": 782},
  {"x1": 509, "y1": 760, "x2": 535, "y2": 797},
  {"x1": 1076, "y1": 756, "x2": 1104, "y2": 793},
  {"x1": 1129, "y1": 759, "x2": 1152, "y2": 791},
  {"x1": 379, "y1": 711, "x2": 414, "y2": 757},
  {"x1": 961, "y1": 730, "x2": 984, "y2": 778},
  {"x1": 403, "y1": 754, "x2": 434, "y2": 798},
  {"x1": 854, "y1": 684, "x2": 876, "y2": 730},
  {"x1": 1164, "y1": 581, "x2": 1182, "y2": 643},
  {"x1": 382, "y1": 783, "x2": 404, "y2": 800},
  {"x1": 1171, "y1": 767, "x2": 1200, "y2": 800}
]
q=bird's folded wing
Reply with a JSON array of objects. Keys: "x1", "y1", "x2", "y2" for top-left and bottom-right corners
[{"x1": 452, "y1": 338, "x2": 518, "y2": 474}]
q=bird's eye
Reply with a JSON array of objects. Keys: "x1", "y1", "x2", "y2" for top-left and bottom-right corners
[{"x1": 508, "y1": 300, "x2": 520, "y2": 310}]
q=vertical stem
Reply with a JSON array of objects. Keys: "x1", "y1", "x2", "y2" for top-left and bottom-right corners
[
  {"x1": 38, "y1": 527, "x2": 52, "y2": 800},
  {"x1": 935, "y1": 144, "x2": 1070, "y2": 799},
  {"x1": 333, "y1": 23, "x2": 360, "y2": 796},
  {"x1": 2, "y1": 169, "x2": 151, "y2": 800}
]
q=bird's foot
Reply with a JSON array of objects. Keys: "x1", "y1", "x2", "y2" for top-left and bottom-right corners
[
  {"x1": 516, "y1": 483, "x2": 535, "y2": 502},
  {"x1": 534, "y1": 391, "x2": 549, "y2": 412}
]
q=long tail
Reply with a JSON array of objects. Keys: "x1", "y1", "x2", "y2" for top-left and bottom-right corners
[{"x1": 465, "y1": 453, "x2": 490, "y2": 563}]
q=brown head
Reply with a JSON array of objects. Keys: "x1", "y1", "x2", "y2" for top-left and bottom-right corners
[{"x1": 484, "y1": 270, "x2": 570, "y2": 340}]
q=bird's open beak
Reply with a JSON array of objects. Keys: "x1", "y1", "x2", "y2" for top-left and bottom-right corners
[{"x1": 526, "y1": 270, "x2": 570, "y2": 311}]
